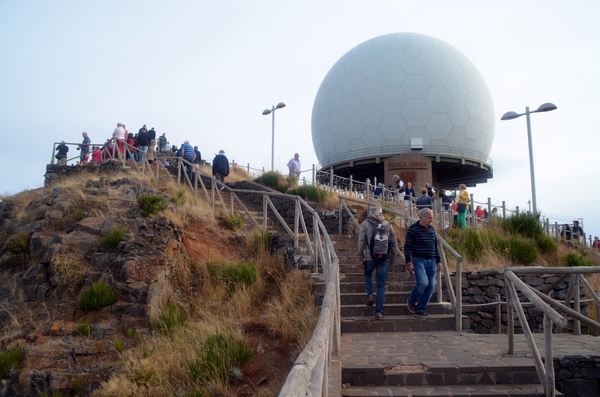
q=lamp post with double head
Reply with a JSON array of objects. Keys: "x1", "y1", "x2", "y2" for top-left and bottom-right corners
[
  {"x1": 262, "y1": 102, "x2": 286, "y2": 172},
  {"x1": 500, "y1": 102, "x2": 557, "y2": 215}
]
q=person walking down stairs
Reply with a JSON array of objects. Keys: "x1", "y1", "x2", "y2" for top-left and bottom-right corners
[
  {"x1": 405, "y1": 208, "x2": 442, "y2": 318},
  {"x1": 357, "y1": 206, "x2": 398, "y2": 321}
]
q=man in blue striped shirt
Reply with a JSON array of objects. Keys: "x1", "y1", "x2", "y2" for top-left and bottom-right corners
[{"x1": 405, "y1": 208, "x2": 442, "y2": 318}]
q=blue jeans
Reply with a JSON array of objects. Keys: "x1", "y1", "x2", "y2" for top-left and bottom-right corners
[
  {"x1": 138, "y1": 146, "x2": 148, "y2": 162},
  {"x1": 408, "y1": 257, "x2": 437, "y2": 312},
  {"x1": 363, "y1": 259, "x2": 390, "y2": 314}
]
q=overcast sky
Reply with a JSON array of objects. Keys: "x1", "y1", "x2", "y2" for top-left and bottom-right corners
[{"x1": 1, "y1": 1, "x2": 598, "y2": 238}]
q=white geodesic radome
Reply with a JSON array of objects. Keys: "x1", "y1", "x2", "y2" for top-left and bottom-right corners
[{"x1": 311, "y1": 33, "x2": 495, "y2": 168}]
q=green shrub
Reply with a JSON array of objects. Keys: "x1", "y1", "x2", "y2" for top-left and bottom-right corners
[
  {"x1": 536, "y1": 234, "x2": 558, "y2": 254},
  {"x1": 99, "y1": 227, "x2": 125, "y2": 250},
  {"x1": 463, "y1": 229, "x2": 484, "y2": 260},
  {"x1": 484, "y1": 229, "x2": 509, "y2": 254},
  {"x1": 502, "y1": 213, "x2": 543, "y2": 239},
  {"x1": 133, "y1": 366, "x2": 162, "y2": 386},
  {"x1": 0, "y1": 346, "x2": 23, "y2": 379},
  {"x1": 71, "y1": 377, "x2": 84, "y2": 397},
  {"x1": 138, "y1": 194, "x2": 169, "y2": 216},
  {"x1": 79, "y1": 282, "x2": 118, "y2": 310},
  {"x1": 565, "y1": 252, "x2": 596, "y2": 267},
  {"x1": 251, "y1": 230, "x2": 273, "y2": 253},
  {"x1": 126, "y1": 327, "x2": 141, "y2": 343},
  {"x1": 5, "y1": 233, "x2": 29, "y2": 254},
  {"x1": 221, "y1": 261, "x2": 257, "y2": 292},
  {"x1": 72, "y1": 208, "x2": 84, "y2": 221},
  {"x1": 152, "y1": 303, "x2": 188, "y2": 336},
  {"x1": 508, "y1": 236, "x2": 538, "y2": 265},
  {"x1": 73, "y1": 320, "x2": 92, "y2": 338},
  {"x1": 288, "y1": 185, "x2": 333, "y2": 204},
  {"x1": 287, "y1": 175, "x2": 298, "y2": 187},
  {"x1": 188, "y1": 331, "x2": 253, "y2": 386},
  {"x1": 114, "y1": 337, "x2": 124, "y2": 355},
  {"x1": 170, "y1": 189, "x2": 187, "y2": 206},
  {"x1": 254, "y1": 171, "x2": 287, "y2": 192},
  {"x1": 226, "y1": 213, "x2": 244, "y2": 229}
]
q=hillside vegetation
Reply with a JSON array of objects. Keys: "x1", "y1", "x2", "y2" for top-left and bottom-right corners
[{"x1": 0, "y1": 169, "x2": 317, "y2": 397}]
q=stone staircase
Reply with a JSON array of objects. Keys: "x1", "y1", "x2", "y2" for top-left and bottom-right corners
[{"x1": 322, "y1": 234, "x2": 561, "y2": 397}]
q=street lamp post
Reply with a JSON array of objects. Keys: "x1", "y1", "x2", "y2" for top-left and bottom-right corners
[
  {"x1": 262, "y1": 102, "x2": 286, "y2": 172},
  {"x1": 500, "y1": 102, "x2": 557, "y2": 215}
]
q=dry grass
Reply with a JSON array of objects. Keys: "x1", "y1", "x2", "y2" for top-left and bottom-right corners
[
  {"x1": 51, "y1": 253, "x2": 91, "y2": 292},
  {"x1": 193, "y1": 164, "x2": 253, "y2": 184},
  {"x1": 95, "y1": 231, "x2": 316, "y2": 397},
  {"x1": 264, "y1": 270, "x2": 318, "y2": 349}
]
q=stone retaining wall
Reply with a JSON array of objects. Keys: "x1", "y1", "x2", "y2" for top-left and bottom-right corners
[{"x1": 456, "y1": 269, "x2": 589, "y2": 334}]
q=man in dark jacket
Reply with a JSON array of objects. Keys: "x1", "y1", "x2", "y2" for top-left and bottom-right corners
[
  {"x1": 357, "y1": 206, "x2": 398, "y2": 320},
  {"x1": 405, "y1": 208, "x2": 442, "y2": 318},
  {"x1": 55, "y1": 141, "x2": 69, "y2": 165},
  {"x1": 193, "y1": 146, "x2": 202, "y2": 164},
  {"x1": 212, "y1": 150, "x2": 229, "y2": 185}
]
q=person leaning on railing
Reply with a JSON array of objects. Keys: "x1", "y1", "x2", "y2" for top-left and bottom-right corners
[{"x1": 55, "y1": 140, "x2": 69, "y2": 165}]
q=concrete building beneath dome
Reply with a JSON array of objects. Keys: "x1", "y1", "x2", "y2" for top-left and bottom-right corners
[{"x1": 318, "y1": 151, "x2": 492, "y2": 191}]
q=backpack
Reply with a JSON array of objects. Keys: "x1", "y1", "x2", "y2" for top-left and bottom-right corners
[
  {"x1": 159, "y1": 136, "x2": 167, "y2": 146},
  {"x1": 368, "y1": 223, "x2": 391, "y2": 261}
]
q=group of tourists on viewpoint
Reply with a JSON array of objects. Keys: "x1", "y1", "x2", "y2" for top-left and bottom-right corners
[{"x1": 55, "y1": 123, "x2": 231, "y2": 184}]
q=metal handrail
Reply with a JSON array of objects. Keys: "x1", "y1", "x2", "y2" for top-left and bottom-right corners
[{"x1": 504, "y1": 266, "x2": 600, "y2": 397}]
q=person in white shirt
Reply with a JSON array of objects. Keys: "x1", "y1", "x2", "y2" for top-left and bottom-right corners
[
  {"x1": 112, "y1": 123, "x2": 126, "y2": 158},
  {"x1": 287, "y1": 153, "x2": 301, "y2": 177}
]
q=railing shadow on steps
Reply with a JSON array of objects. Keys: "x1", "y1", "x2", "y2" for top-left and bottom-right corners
[
  {"x1": 338, "y1": 195, "x2": 466, "y2": 331},
  {"x1": 72, "y1": 140, "x2": 342, "y2": 397}
]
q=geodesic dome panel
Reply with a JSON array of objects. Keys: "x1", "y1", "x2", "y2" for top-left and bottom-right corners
[{"x1": 311, "y1": 33, "x2": 495, "y2": 168}]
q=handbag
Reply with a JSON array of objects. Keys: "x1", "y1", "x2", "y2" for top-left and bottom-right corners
[{"x1": 457, "y1": 203, "x2": 467, "y2": 212}]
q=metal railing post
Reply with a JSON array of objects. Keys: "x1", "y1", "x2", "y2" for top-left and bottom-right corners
[{"x1": 502, "y1": 201, "x2": 506, "y2": 219}]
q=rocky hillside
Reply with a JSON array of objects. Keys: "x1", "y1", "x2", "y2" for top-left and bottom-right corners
[{"x1": 0, "y1": 171, "x2": 307, "y2": 396}]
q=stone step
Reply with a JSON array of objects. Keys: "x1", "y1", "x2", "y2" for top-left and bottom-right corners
[
  {"x1": 342, "y1": 362, "x2": 541, "y2": 387},
  {"x1": 341, "y1": 314, "x2": 468, "y2": 333},
  {"x1": 339, "y1": 264, "x2": 408, "y2": 273},
  {"x1": 338, "y1": 271, "x2": 413, "y2": 283},
  {"x1": 315, "y1": 281, "x2": 416, "y2": 294},
  {"x1": 341, "y1": 302, "x2": 453, "y2": 317},
  {"x1": 339, "y1": 384, "x2": 557, "y2": 397},
  {"x1": 318, "y1": 291, "x2": 446, "y2": 306}
]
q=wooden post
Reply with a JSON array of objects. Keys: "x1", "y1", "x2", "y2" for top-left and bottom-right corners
[
  {"x1": 262, "y1": 195, "x2": 268, "y2": 232},
  {"x1": 507, "y1": 277, "x2": 515, "y2": 355},
  {"x1": 338, "y1": 197, "x2": 343, "y2": 235},
  {"x1": 496, "y1": 293, "x2": 502, "y2": 334},
  {"x1": 455, "y1": 258, "x2": 462, "y2": 331},
  {"x1": 502, "y1": 201, "x2": 506, "y2": 219},
  {"x1": 573, "y1": 273, "x2": 581, "y2": 335},
  {"x1": 544, "y1": 314, "x2": 556, "y2": 397},
  {"x1": 294, "y1": 197, "x2": 300, "y2": 249}
]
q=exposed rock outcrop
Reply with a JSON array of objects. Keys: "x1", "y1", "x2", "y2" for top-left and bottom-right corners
[{"x1": 0, "y1": 177, "x2": 191, "y2": 395}]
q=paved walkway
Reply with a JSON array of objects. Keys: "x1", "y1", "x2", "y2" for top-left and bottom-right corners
[{"x1": 329, "y1": 331, "x2": 600, "y2": 395}]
